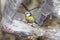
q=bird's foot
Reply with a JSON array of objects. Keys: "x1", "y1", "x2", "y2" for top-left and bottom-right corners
[{"x1": 27, "y1": 23, "x2": 33, "y2": 26}]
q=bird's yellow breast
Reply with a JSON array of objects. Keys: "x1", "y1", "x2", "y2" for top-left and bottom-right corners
[{"x1": 26, "y1": 16, "x2": 35, "y2": 23}]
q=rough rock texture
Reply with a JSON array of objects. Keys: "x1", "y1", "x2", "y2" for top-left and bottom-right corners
[{"x1": 41, "y1": 18, "x2": 60, "y2": 40}]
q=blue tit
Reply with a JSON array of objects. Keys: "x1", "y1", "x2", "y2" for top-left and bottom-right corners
[{"x1": 25, "y1": 11, "x2": 35, "y2": 23}]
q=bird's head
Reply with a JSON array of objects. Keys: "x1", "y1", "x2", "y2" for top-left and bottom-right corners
[{"x1": 25, "y1": 11, "x2": 32, "y2": 16}]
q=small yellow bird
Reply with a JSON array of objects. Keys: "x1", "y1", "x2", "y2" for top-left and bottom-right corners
[
  {"x1": 25, "y1": 11, "x2": 38, "y2": 27},
  {"x1": 25, "y1": 11, "x2": 35, "y2": 23}
]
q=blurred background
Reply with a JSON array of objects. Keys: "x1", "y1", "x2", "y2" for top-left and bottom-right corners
[{"x1": 0, "y1": 0, "x2": 60, "y2": 40}]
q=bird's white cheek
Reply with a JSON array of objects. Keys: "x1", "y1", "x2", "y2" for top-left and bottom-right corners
[{"x1": 26, "y1": 14, "x2": 30, "y2": 16}]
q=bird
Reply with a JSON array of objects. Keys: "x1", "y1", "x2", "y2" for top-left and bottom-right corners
[
  {"x1": 25, "y1": 11, "x2": 35, "y2": 23},
  {"x1": 25, "y1": 11, "x2": 38, "y2": 27}
]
